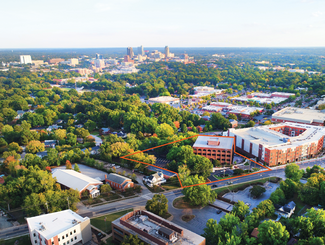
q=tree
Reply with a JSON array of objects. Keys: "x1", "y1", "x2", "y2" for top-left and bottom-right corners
[
  {"x1": 26, "y1": 140, "x2": 45, "y2": 154},
  {"x1": 0, "y1": 138, "x2": 8, "y2": 147},
  {"x1": 121, "y1": 234, "x2": 144, "y2": 245},
  {"x1": 285, "y1": 163, "x2": 303, "y2": 182},
  {"x1": 280, "y1": 178, "x2": 298, "y2": 199},
  {"x1": 270, "y1": 188, "x2": 286, "y2": 205},
  {"x1": 231, "y1": 200, "x2": 250, "y2": 220},
  {"x1": 8, "y1": 142, "x2": 21, "y2": 152},
  {"x1": 187, "y1": 155, "x2": 213, "y2": 179},
  {"x1": 145, "y1": 194, "x2": 168, "y2": 217},
  {"x1": 155, "y1": 123, "x2": 174, "y2": 138},
  {"x1": 54, "y1": 129, "x2": 66, "y2": 140},
  {"x1": 178, "y1": 165, "x2": 191, "y2": 182},
  {"x1": 100, "y1": 184, "x2": 112, "y2": 195},
  {"x1": 228, "y1": 113, "x2": 237, "y2": 120},
  {"x1": 257, "y1": 220, "x2": 290, "y2": 245},
  {"x1": 182, "y1": 175, "x2": 216, "y2": 206},
  {"x1": 74, "y1": 163, "x2": 80, "y2": 172},
  {"x1": 181, "y1": 123, "x2": 188, "y2": 133},
  {"x1": 84, "y1": 120, "x2": 96, "y2": 132},
  {"x1": 66, "y1": 133, "x2": 77, "y2": 145},
  {"x1": 66, "y1": 160, "x2": 72, "y2": 169},
  {"x1": 210, "y1": 113, "x2": 231, "y2": 130},
  {"x1": 257, "y1": 199, "x2": 275, "y2": 217},
  {"x1": 291, "y1": 216, "x2": 314, "y2": 240},
  {"x1": 47, "y1": 148, "x2": 59, "y2": 166},
  {"x1": 246, "y1": 120, "x2": 255, "y2": 127},
  {"x1": 250, "y1": 185, "x2": 266, "y2": 198},
  {"x1": 75, "y1": 128, "x2": 90, "y2": 139},
  {"x1": 2, "y1": 108, "x2": 17, "y2": 122}
]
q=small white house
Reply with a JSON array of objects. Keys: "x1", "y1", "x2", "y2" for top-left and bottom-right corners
[
  {"x1": 275, "y1": 201, "x2": 296, "y2": 218},
  {"x1": 144, "y1": 171, "x2": 166, "y2": 187}
]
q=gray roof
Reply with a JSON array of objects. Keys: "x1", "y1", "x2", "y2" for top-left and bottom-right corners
[{"x1": 106, "y1": 173, "x2": 131, "y2": 185}]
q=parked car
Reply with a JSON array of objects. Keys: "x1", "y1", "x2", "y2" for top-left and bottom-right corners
[
  {"x1": 212, "y1": 184, "x2": 218, "y2": 188},
  {"x1": 216, "y1": 210, "x2": 222, "y2": 214},
  {"x1": 227, "y1": 181, "x2": 233, "y2": 185}
]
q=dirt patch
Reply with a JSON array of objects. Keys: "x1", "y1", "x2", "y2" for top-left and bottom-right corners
[{"x1": 181, "y1": 214, "x2": 195, "y2": 222}]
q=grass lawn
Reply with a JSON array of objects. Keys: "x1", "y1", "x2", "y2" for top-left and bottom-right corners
[
  {"x1": 173, "y1": 197, "x2": 201, "y2": 209},
  {"x1": 103, "y1": 236, "x2": 115, "y2": 245},
  {"x1": 91, "y1": 130, "x2": 100, "y2": 136},
  {"x1": 144, "y1": 183, "x2": 165, "y2": 193},
  {"x1": 1, "y1": 235, "x2": 31, "y2": 245},
  {"x1": 161, "y1": 182, "x2": 180, "y2": 191},
  {"x1": 91, "y1": 209, "x2": 133, "y2": 234}
]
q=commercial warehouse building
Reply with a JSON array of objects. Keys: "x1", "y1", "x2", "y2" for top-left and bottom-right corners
[
  {"x1": 112, "y1": 210, "x2": 206, "y2": 245},
  {"x1": 26, "y1": 209, "x2": 92, "y2": 245},
  {"x1": 193, "y1": 136, "x2": 234, "y2": 164},
  {"x1": 229, "y1": 122, "x2": 325, "y2": 166},
  {"x1": 52, "y1": 169, "x2": 103, "y2": 198},
  {"x1": 272, "y1": 107, "x2": 325, "y2": 126}
]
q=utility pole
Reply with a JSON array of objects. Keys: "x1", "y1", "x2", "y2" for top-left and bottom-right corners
[{"x1": 67, "y1": 197, "x2": 70, "y2": 209}]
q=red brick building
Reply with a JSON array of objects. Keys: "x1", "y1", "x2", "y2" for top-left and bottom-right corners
[
  {"x1": 193, "y1": 136, "x2": 234, "y2": 164},
  {"x1": 105, "y1": 173, "x2": 134, "y2": 191},
  {"x1": 229, "y1": 123, "x2": 325, "y2": 166}
]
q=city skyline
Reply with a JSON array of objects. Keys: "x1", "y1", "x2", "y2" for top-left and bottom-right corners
[{"x1": 1, "y1": 0, "x2": 324, "y2": 48}]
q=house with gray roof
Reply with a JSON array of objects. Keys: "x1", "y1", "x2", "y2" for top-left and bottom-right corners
[{"x1": 105, "y1": 173, "x2": 134, "y2": 191}]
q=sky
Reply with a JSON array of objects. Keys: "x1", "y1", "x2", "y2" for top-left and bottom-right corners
[{"x1": 0, "y1": 0, "x2": 324, "y2": 48}]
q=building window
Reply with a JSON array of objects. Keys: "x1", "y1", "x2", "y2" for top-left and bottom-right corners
[
  {"x1": 75, "y1": 237, "x2": 77, "y2": 240},
  {"x1": 70, "y1": 232, "x2": 72, "y2": 235},
  {"x1": 62, "y1": 236, "x2": 64, "y2": 240},
  {"x1": 74, "y1": 230, "x2": 76, "y2": 233},
  {"x1": 66, "y1": 234, "x2": 68, "y2": 237},
  {"x1": 58, "y1": 238, "x2": 60, "y2": 242},
  {"x1": 67, "y1": 241, "x2": 69, "y2": 244},
  {"x1": 35, "y1": 240, "x2": 37, "y2": 244},
  {"x1": 63, "y1": 243, "x2": 66, "y2": 245},
  {"x1": 34, "y1": 233, "x2": 36, "y2": 237},
  {"x1": 52, "y1": 242, "x2": 54, "y2": 245},
  {"x1": 71, "y1": 238, "x2": 73, "y2": 242}
]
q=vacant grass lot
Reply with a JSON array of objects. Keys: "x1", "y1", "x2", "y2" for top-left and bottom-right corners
[
  {"x1": 90, "y1": 209, "x2": 133, "y2": 233},
  {"x1": 1, "y1": 235, "x2": 31, "y2": 245}
]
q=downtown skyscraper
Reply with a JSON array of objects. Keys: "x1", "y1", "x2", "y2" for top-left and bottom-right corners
[{"x1": 127, "y1": 47, "x2": 134, "y2": 58}]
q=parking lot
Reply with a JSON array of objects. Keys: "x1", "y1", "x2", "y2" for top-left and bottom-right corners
[{"x1": 223, "y1": 182, "x2": 279, "y2": 211}]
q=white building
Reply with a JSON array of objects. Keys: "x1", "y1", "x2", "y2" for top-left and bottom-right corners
[
  {"x1": 26, "y1": 209, "x2": 92, "y2": 245},
  {"x1": 275, "y1": 201, "x2": 296, "y2": 218},
  {"x1": 148, "y1": 96, "x2": 180, "y2": 105},
  {"x1": 94, "y1": 59, "x2": 105, "y2": 68},
  {"x1": 144, "y1": 171, "x2": 166, "y2": 187},
  {"x1": 52, "y1": 169, "x2": 103, "y2": 198},
  {"x1": 68, "y1": 58, "x2": 79, "y2": 66},
  {"x1": 20, "y1": 55, "x2": 32, "y2": 64}
]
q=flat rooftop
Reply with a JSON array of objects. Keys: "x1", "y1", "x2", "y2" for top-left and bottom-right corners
[
  {"x1": 193, "y1": 136, "x2": 234, "y2": 150},
  {"x1": 229, "y1": 122, "x2": 325, "y2": 150},
  {"x1": 26, "y1": 210, "x2": 87, "y2": 240},
  {"x1": 148, "y1": 96, "x2": 179, "y2": 102},
  {"x1": 114, "y1": 211, "x2": 205, "y2": 245},
  {"x1": 272, "y1": 107, "x2": 325, "y2": 124}
]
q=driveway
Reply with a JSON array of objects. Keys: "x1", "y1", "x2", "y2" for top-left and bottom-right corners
[{"x1": 90, "y1": 134, "x2": 102, "y2": 146}]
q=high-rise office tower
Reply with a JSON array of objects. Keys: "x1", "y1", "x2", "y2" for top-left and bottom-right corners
[
  {"x1": 96, "y1": 53, "x2": 103, "y2": 59},
  {"x1": 127, "y1": 47, "x2": 134, "y2": 58},
  {"x1": 20, "y1": 55, "x2": 32, "y2": 64},
  {"x1": 164, "y1": 46, "x2": 170, "y2": 58},
  {"x1": 138, "y1": 45, "x2": 144, "y2": 56}
]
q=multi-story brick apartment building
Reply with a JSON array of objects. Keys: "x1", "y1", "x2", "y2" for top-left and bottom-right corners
[
  {"x1": 272, "y1": 107, "x2": 325, "y2": 126},
  {"x1": 193, "y1": 136, "x2": 234, "y2": 164},
  {"x1": 26, "y1": 210, "x2": 92, "y2": 245},
  {"x1": 228, "y1": 122, "x2": 325, "y2": 166},
  {"x1": 111, "y1": 210, "x2": 206, "y2": 245}
]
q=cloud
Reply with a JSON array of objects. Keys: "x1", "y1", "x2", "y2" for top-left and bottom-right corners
[{"x1": 312, "y1": 11, "x2": 323, "y2": 17}]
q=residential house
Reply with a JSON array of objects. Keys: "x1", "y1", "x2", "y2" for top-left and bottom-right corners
[
  {"x1": 75, "y1": 124, "x2": 83, "y2": 128},
  {"x1": 99, "y1": 128, "x2": 110, "y2": 135},
  {"x1": 144, "y1": 171, "x2": 166, "y2": 187},
  {"x1": 36, "y1": 151, "x2": 48, "y2": 159},
  {"x1": 15, "y1": 110, "x2": 25, "y2": 120},
  {"x1": 275, "y1": 201, "x2": 296, "y2": 218},
  {"x1": 46, "y1": 124, "x2": 62, "y2": 132},
  {"x1": 229, "y1": 119, "x2": 238, "y2": 128},
  {"x1": 52, "y1": 169, "x2": 103, "y2": 198},
  {"x1": 251, "y1": 228, "x2": 259, "y2": 239},
  {"x1": 105, "y1": 173, "x2": 134, "y2": 191},
  {"x1": 44, "y1": 140, "x2": 57, "y2": 148},
  {"x1": 56, "y1": 119, "x2": 64, "y2": 124},
  {"x1": 81, "y1": 146, "x2": 100, "y2": 155}
]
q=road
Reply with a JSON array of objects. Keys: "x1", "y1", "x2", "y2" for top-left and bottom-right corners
[{"x1": 1, "y1": 157, "x2": 325, "y2": 240}]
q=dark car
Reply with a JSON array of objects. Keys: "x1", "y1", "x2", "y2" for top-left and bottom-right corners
[
  {"x1": 216, "y1": 210, "x2": 222, "y2": 214},
  {"x1": 212, "y1": 184, "x2": 218, "y2": 188}
]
